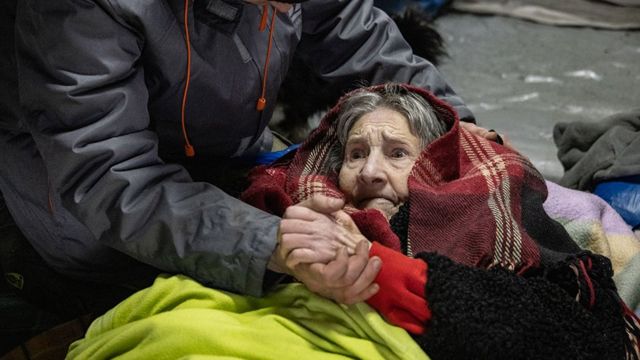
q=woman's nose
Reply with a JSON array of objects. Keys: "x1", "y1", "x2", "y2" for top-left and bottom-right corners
[{"x1": 358, "y1": 153, "x2": 387, "y2": 185}]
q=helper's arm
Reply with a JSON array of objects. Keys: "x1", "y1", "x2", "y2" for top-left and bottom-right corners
[{"x1": 15, "y1": 0, "x2": 279, "y2": 296}]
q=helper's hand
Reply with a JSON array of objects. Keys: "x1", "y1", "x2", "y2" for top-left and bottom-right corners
[
  {"x1": 460, "y1": 122, "x2": 514, "y2": 150},
  {"x1": 274, "y1": 196, "x2": 368, "y2": 269},
  {"x1": 293, "y1": 240, "x2": 381, "y2": 304}
]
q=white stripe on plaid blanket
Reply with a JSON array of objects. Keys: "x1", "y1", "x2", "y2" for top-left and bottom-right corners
[
  {"x1": 296, "y1": 132, "x2": 337, "y2": 202},
  {"x1": 411, "y1": 155, "x2": 443, "y2": 187},
  {"x1": 460, "y1": 129, "x2": 523, "y2": 270}
]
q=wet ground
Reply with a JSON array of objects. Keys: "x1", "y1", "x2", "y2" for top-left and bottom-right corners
[{"x1": 434, "y1": 12, "x2": 640, "y2": 181}]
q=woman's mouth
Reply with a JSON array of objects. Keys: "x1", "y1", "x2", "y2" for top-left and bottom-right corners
[
  {"x1": 354, "y1": 197, "x2": 401, "y2": 219},
  {"x1": 357, "y1": 197, "x2": 394, "y2": 209}
]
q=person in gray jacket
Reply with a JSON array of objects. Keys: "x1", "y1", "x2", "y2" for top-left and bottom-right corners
[{"x1": 0, "y1": 0, "x2": 473, "y2": 318}]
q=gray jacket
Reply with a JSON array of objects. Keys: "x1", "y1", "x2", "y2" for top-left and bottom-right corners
[{"x1": 1, "y1": 0, "x2": 471, "y2": 296}]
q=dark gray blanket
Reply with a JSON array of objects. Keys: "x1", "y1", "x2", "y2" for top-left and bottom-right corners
[{"x1": 553, "y1": 109, "x2": 640, "y2": 191}]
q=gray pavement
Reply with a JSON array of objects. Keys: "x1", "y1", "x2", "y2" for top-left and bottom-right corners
[{"x1": 435, "y1": 13, "x2": 640, "y2": 181}]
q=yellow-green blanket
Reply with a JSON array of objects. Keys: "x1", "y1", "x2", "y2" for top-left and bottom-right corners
[{"x1": 67, "y1": 275, "x2": 428, "y2": 360}]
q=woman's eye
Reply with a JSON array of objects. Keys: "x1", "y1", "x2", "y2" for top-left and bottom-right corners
[
  {"x1": 350, "y1": 149, "x2": 365, "y2": 160},
  {"x1": 391, "y1": 148, "x2": 408, "y2": 158}
]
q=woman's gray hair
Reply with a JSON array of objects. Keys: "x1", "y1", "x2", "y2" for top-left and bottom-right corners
[{"x1": 326, "y1": 83, "x2": 447, "y2": 174}]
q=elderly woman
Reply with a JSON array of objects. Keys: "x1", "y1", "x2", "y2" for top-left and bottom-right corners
[{"x1": 243, "y1": 83, "x2": 640, "y2": 359}]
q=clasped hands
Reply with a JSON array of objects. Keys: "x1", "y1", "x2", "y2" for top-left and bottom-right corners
[{"x1": 268, "y1": 195, "x2": 381, "y2": 304}]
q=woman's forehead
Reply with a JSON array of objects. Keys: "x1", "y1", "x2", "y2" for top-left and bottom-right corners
[
  {"x1": 346, "y1": 110, "x2": 420, "y2": 146},
  {"x1": 349, "y1": 109, "x2": 412, "y2": 135}
]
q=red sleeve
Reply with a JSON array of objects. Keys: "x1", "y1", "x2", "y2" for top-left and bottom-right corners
[{"x1": 366, "y1": 242, "x2": 431, "y2": 334}]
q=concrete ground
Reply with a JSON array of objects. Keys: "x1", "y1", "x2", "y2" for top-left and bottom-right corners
[{"x1": 434, "y1": 12, "x2": 640, "y2": 181}]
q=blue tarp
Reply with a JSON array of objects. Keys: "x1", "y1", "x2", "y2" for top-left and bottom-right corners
[{"x1": 594, "y1": 175, "x2": 640, "y2": 230}]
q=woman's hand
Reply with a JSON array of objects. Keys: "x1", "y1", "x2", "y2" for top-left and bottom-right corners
[
  {"x1": 293, "y1": 240, "x2": 381, "y2": 304},
  {"x1": 267, "y1": 195, "x2": 379, "y2": 304},
  {"x1": 276, "y1": 196, "x2": 369, "y2": 269}
]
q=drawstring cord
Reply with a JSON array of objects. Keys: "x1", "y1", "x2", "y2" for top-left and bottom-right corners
[
  {"x1": 180, "y1": 2, "x2": 276, "y2": 157},
  {"x1": 257, "y1": 5, "x2": 277, "y2": 111},
  {"x1": 259, "y1": 4, "x2": 269, "y2": 31},
  {"x1": 181, "y1": 0, "x2": 195, "y2": 157}
]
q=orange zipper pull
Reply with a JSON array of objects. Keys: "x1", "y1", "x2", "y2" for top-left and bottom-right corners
[{"x1": 256, "y1": 5, "x2": 277, "y2": 112}]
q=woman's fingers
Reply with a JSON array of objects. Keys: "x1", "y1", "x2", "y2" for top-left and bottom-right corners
[
  {"x1": 343, "y1": 242, "x2": 382, "y2": 302},
  {"x1": 329, "y1": 255, "x2": 381, "y2": 304},
  {"x1": 336, "y1": 242, "x2": 381, "y2": 304},
  {"x1": 333, "y1": 210, "x2": 367, "y2": 252},
  {"x1": 296, "y1": 241, "x2": 381, "y2": 304},
  {"x1": 334, "y1": 240, "x2": 369, "y2": 286},
  {"x1": 338, "y1": 274, "x2": 380, "y2": 305},
  {"x1": 313, "y1": 246, "x2": 350, "y2": 284}
]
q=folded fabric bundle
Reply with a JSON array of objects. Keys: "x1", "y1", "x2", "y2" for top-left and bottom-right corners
[{"x1": 553, "y1": 108, "x2": 640, "y2": 191}]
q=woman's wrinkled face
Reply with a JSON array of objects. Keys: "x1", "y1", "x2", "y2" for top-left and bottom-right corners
[{"x1": 338, "y1": 108, "x2": 421, "y2": 219}]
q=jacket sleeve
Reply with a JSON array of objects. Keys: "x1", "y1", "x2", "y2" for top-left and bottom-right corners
[
  {"x1": 413, "y1": 252, "x2": 628, "y2": 360},
  {"x1": 299, "y1": 0, "x2": 474, "y2": 122},
  {"x1": 14, "y1": 0, "x2": 279, "y2": 297}
]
